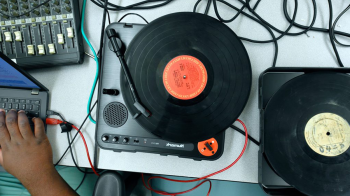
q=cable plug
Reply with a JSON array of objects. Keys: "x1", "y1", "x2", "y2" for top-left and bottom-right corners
[
  {"x1": 47, "y1": 110, "x2": 61, "y2": 115},
  {"x1": 60, "y1": 122, "x2": 73, "y2": 133},
  {"x1": 46, "y1": 118, "x2": 73, "y2": 133},
  {"x1": 46, "y1": 118, "x2": 63, "y2": 125}
]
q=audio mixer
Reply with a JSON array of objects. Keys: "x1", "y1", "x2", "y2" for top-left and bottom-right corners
[{"x1": 0, "y1": 0, "x2": 84, "y2": 69}]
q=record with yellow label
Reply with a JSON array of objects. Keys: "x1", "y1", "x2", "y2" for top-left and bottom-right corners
[{"x1": 264, "y1": 72, "x2": 350, "y2": 196}]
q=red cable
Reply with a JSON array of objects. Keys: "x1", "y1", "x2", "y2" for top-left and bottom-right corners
[
  {"x1": 72, "y1": 125, "x2": 100, "y2": 177},
  {"x1": 46, "y1": 118, "x2": 100, "y2": 176},
  {"x1": 141, "y1": 119, "x2": 248, "y2": 196}
]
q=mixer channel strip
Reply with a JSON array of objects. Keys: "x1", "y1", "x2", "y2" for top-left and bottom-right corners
[{"x1": 0, "y1": 0, "x2": 84, "y2": 69}]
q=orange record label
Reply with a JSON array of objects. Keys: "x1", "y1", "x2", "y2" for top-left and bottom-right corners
[{"x1": 163, "y1": 55, "x2": 208, "y2": 100}]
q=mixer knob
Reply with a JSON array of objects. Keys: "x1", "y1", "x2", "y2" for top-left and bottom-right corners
[
  {"x1": 11, "y1": 5, "x2": 18, "y2": 10},
  {"x1": 65, "y1": 6, "x2": 71, "y2": 12},
  {"x1": 1, "y1": 6, "x2": 8, "y2": 11},
  {"x1": 33, "y1": 10, "x2": 40, "y2": 15}
]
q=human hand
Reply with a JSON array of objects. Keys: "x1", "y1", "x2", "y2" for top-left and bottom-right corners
[
  {"x1": 0, "y1": 109, "x2": 54, "y2": 183},
  {"x1": 0, "y1": 109, "x2": 77, "y2": 196}
]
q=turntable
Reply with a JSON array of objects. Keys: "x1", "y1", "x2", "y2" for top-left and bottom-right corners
[
  {"x1": 95, "y1": 12, "x2": 252, "y2": 161},
  {"x1": 259, "y1": 67, "x2": 350, "y2": 196}
]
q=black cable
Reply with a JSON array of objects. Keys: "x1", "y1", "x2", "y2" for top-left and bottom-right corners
[
  {"x1": 118, "y1": 13, "x2": 149, "y2": 24},
  {"x1": 327, "y1": 0, "x2": 344, "y2": 67},
  {"x1": 245, "y1": 0, "x2": 347, "y2": 67},
  {"x1": 88, "y1": 82, "x2": 98, "y2": 123},
  {"x1": 97, "y1": 0, "x2": 108, "y2": 96},
  {"x1": 253, "y1": 0, "x2": 262, "y2": 11},
  {"x1": 66, "y1": 132, "x2": 95, "y2": 174},
  {"x1": 233, "y1": 0, "x2": 299, "y2": 43},
  {"x1": 106, "y1": 9, "x2": 112, "y2": 24},
  {"x1": 280, "y1": 0, "x2": 317, "y2": 36},
  {"x1": 212, "y1": 1, "x2": 246, "y2": 23},
  {"x1": 75, "y1": 169, "x2": 87, "y2": 192},
  {"x1": 87, "y1": 0, "x2": 108, "y2": 122},
  {"x1": 283, "y1": 1, "x2": 350, "y2": 38},
  {"x1": 93, "y1": 140, "x2": 99, "y2": 170},
  {"x1": 55, "y1": 101, "x2": 98, "y2": 166},
  {"x1": 243, "y1": 0, "x2": 316, "y2": 38},
  {"x1": 0, "y1": 0, "x2": 52, "y2": 18},
  {"x1": 193, "y1": 0, "x2": 203, "y2": 13},
  {"x1": 51, "y1": 112, "x2": 67, "y2": 123},
  {"x1": 49, "y1": 110, "x2": 96, "y2": 174},
  {"x1": 205, "y1": 0, "x2": 212, "y2": 15},
  {"x1": 213, "y1": 0, "x2": 279, "y2": 67},
  {"x1": 331, "y1": 4, "x2": 350, "y2": 46},
  {"x1": 229, "y1": 125, "x2": 260, "y2": 146},
  {"x1": 91, "y1": 0, "x2": 174, "y2": 11}
]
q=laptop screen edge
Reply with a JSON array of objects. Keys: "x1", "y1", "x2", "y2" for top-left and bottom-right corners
[{"x1": 0, "y1": 52, "x2": 49, "y2": 91}]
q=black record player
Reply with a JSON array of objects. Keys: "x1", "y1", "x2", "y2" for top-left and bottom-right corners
[
  {"x1": 95, "y1": 22, "x2": 226, "y2": 161},
  {"x1": 259, "y1": 67, "x2": 350, "y2": 196},
  {"x1": 95, "y1": 12, "x2": 252, "y2": 161}
]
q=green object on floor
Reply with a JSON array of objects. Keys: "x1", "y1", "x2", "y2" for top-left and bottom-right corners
[{"x1": 0, "y1": 166, "x2": 98, "y2": 196}]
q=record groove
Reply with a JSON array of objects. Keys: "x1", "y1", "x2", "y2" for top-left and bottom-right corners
[
  {"x1": 121, "y1": 12, "x2": 251, "y2": 143},
  {"x1": 264, "y1": 72, "x2": 350, "y2": 196}
]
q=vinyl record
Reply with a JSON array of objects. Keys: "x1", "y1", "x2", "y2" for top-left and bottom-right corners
[
  {"x1": 121, "y1": 12, "x2": 251, "y2": 143},
  {"x1": 264, "y1": 72, "x2": 350, "y2": 196}
]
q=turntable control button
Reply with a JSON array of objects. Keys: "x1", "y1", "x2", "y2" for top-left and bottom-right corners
[
  {"x1": 102, "y1": 135, "x2": 109, "y2": 142},
  {"x1": 112, "y1": 137, "x2": 119, "y2": 142},
  {"x1": 103, "y1": 89, "x2": 119, "y2": 96},
  {"x1": 123, "y1": 138, "x2": 129, "y2": 143},
  {"x1": 198, "y1": 138, "x2": 218, "y2": 157}
]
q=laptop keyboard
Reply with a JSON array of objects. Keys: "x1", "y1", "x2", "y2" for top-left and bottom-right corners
[{"x1": 0, "y1": 97, "x2": 41, "y2": 126}]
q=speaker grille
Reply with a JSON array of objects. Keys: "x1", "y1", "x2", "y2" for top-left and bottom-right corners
[{"x1": 103, "y1": 102, "x2": 128, "y2": 127}]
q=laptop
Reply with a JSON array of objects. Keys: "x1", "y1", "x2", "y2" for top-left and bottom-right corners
[{"x1": 0, "y1": 52, "x2": 49, "y2": 125}]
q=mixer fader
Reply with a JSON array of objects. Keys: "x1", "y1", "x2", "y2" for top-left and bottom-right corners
[{"x1": 0, "y1": 0, "x2": 84, "y2": 68}]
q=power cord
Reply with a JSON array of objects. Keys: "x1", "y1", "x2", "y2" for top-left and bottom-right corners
[
  {"x1": 81, "y1": 0, "x2": 99, "y2": 124},
  {"x1": 282, "y1": 1, "x2": 350, "y2": 39},
  {"x1": 66, "y1": 131, "x2": 96, "y2": 174},
  {"x1": 142, "y1": 119, "x2": 248, "y2": 196},
  {"x1": 208, "y1": 0, "x2": 279, "y2": 67},
  {"x1": 252, "y1": 0, "x2": 262, "y2": 10},
  {"x1": 229, "y1": 125, "x2": 259, "y2": 146},
  {"x1": 83, "y1": 0, "x2": 109, "y2": 124},
  {"x1": 118, "y1": 13, "x2": 149, "y2": 24},
  {"x1": 198, "y1": 0, "x2": 350, "y2": 68},
  {"x1": 204, "y1": 0, "x2": 212, "y2": 15},
  {"x1": 91, "y1": 0, "x2": 174, "y2": 11},
  {"x1": 75, "y1": 168, "x2": 87, "y2": 191},
  {"x1": 243, "y1": 0, "x2": 317, "y2": 37},
  {"x1": 47, "y1": 110, "x2": 97, "y2": 175},
  {"x1": 53, "y1": 101, "x2": 98, "y2": 167},
  {"x1": 331, "y1": 3, "x2": 350, "y2": 47},
  {"x1": 327, "y1": 0, "x2": 347, "y2": 67},
  {"x1": 47, "y1": 117, "x2": 100, "y2": 176},
  {"x1": 193, "y1": 0, "x2": 213, "y2": 15},
  {"x1": 47, "y1": 103, "x2": 102, "y2": 192}
]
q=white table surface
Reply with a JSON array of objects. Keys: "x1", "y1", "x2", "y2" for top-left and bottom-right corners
[{"x1": 28, "y1": 0, "x2": 350, "y2": 183}]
